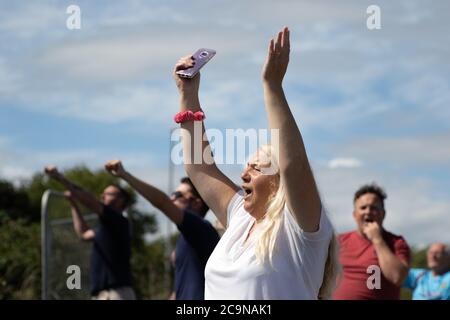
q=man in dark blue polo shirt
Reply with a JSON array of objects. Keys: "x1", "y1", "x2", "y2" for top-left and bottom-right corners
[
  {"x1": 173, "y1": 191, "x2": 219, "y2": 300},
  {"x1": 105, "y1": 160, "x2": 220, "y2": 300},
  {"x1": 44, "y1": 165, "x2": 135, "y2": 300}
]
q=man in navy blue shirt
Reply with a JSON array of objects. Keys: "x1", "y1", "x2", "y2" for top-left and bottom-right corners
[
  {"x1": 105, "y1": 160, "x2": 220, "y2": 300},
  {"x1": 44, "y1": 165, "x2": 135, "y2": 300}
]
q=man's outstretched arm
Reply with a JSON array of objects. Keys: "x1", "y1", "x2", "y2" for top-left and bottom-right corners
[
  {"x1": 65, "y1": 191, "x2": 95, "y2": 241},
  {"x1": 105, "y1": 160, "x2": 184, "y2": 225},
  {"x1": 44, "y1": 165, "x2": 103, "y2": 216}
]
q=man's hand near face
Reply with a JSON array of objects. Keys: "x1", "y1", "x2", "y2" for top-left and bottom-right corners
[{"x1": 362, "y1": 221, "x2": 383, "y2": 243}]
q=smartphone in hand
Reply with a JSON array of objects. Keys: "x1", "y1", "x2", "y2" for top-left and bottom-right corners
[{"x1": 176, "y1": 48, "x2": 216, "y2": 78}]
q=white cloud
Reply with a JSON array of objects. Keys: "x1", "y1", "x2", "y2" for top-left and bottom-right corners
[
  {"x1": 0, "y1": 57, "x2": 22, "y2": 96},
  {"x1": 0, "y1": 145, "x2": 161, "y2": 182},
  {"x1": 0, "y1": 147, "x2": 99, "y2": 183},
  {"x1": 336, "y1": 132, "x2": 450, "y2": 167},
  {"x1": 36, "y1": 37, "x2": 176, "y2": 82},
  {"x1": 392, "y1": 73, "x2": 450, "y2": 122},
  {"x1": 0, "y1": 165, "x2": 34, "y2": 183},
  {"x1": 60, "y1": 85, "x2": 178, "y2": 124},
  {"x1": 396, "y1": 1, "x2": 433, "y2": 25},
  {"x1": 1, "y1": 0, "x2": 448, "y2": 133},
  {"x1": 0, "y1": 136, "x2": 10, "y2": 147},
  {"x1": 328, "y1": 157, "x2": 363, "y2": 169},
  {"x1": 0, "y1": 2, "x2": 63, "y2": 39}
]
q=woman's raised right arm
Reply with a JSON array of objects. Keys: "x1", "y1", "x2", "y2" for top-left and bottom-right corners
[{"x1": 174, "y1": 56, "x2": 239, "y2": 226}]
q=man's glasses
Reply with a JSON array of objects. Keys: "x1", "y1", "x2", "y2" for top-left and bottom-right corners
[
  {"x1": 172, "y1": 191, "x2": 195, "y2": 202},
  {"x1": 171, "y1": 191, "x2": 184, "y2": 199}
]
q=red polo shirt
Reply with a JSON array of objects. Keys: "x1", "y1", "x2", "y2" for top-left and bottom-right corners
[{"x1": 333, "y1": 230, "x2": 410, "y2": 300}]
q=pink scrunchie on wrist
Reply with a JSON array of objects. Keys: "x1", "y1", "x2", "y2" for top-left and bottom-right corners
[{"x1": 174, "y1": 110, "x2": 205, "y2": 123}]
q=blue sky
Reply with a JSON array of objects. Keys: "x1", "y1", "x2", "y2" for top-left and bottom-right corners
[{"x1": 1, "y1": 0, "x2": 449, "y2": 246}]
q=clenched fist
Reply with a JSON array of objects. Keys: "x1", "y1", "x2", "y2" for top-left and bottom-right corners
[
  {"x1": 173, "y1": 55, "x2": 200, "y2": 96},
  {"x1": 44, "y1": 165, "x2": 62, "y2": 180},
  {"x1": 105, "y1": 160, "x2": 126, "y2": 178},
  {"x1": 362, "y1": 221, "x2": 383, "y2": 243}
]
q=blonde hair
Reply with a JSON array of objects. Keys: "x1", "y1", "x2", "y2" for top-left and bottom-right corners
[{"x1": 254, "y1": 144, "x2": 341, "y2": 299}]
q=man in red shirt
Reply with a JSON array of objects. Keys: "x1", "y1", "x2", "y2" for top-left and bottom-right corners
[{"x1": 333, "y1": 183, "x2": 411, "y2": 299}]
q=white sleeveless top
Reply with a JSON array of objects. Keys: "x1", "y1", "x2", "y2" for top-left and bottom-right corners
[{"x1": 205, "y1": 191, "x2": 333, "y2": 299}]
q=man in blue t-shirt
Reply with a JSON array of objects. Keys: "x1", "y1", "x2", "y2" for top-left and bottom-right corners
[
  {"x1": 403, "y1": 243, "x2": 450, "y2": 300},
  {"x1": 105, "y1": 160, "x2": 220, "y2": 300},
  {"x1": 45, "y1": 166, "x2": 135, "y2": 300}
]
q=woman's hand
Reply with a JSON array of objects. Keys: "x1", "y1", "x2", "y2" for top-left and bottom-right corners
[
  {"x1": 261, "y1": 27, "x2": 290, "y2": 87},
  {"x1": 173, "y1": 55, "x2": 200, "y2": 97}
]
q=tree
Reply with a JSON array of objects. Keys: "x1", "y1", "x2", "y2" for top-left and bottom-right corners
[
  {"x1": 0, "y1": 211, "x2": 40, "y2": 299},
  {"x1": 0, "y1": 180, "x2": 32, "y2": 221}
]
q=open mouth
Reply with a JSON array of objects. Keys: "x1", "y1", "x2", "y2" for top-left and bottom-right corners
[
  {"x1": 242, "y1": 186, "x2": 253, "y2": 199},
  {"x1": 363, "y1": 217, "x2": 374, "y2": 224}
]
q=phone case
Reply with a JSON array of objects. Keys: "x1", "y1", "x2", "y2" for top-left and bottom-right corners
[{"x1": 176, "y1": 48, "x2": 216, "y2": 78}]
